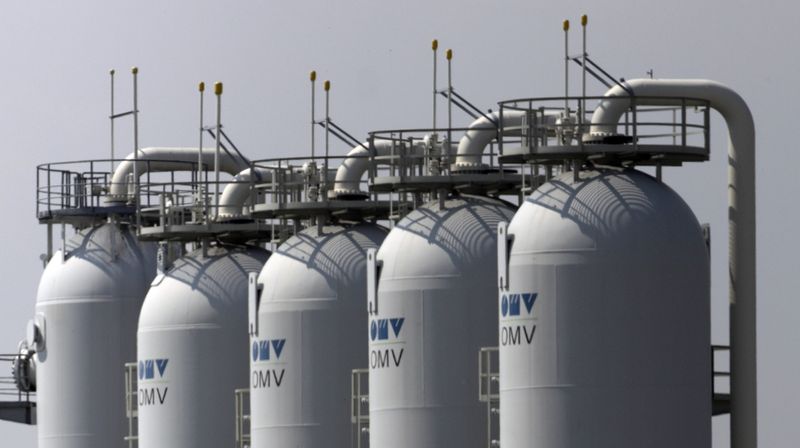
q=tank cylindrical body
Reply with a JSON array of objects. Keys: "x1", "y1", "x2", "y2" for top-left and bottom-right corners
[
  {"x1": 369, "y1": 195, "x2": 515, "y2": 448},
  {"x1": 137, "y1": 244, "x2": 269, "y2": 448},
  {"x1": 500, "y1": 169, "x2": 710, "y2": 448},
  {"x1": 34, "y1": 223, "x2": 156, "y2": 448},
  {"x1": 250, "y1": 223, "x2": 387, "y2": 448}
]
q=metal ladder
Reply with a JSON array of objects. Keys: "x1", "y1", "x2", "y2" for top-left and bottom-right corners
[
  {"x1": 478, "y1": 347, "x2": 500, "y2": 448},
  {"x1": 234, "y1": 388, "x2": 251, "y2": 448},
  {"x1": 351, "y1": 368, "x2": 370, "y2": 448},
  {"x1": 124, "y1": 362, "x2": 138, "y2": 448}
]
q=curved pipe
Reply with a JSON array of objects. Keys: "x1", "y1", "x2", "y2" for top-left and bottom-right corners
[
  {"x1": 217, "y1": 165, "x2": 340, "y2": 220},
  {"x1": 589, "y1": 79, "x2": 756, "y2": 447},
  {"x1": 216, "y1": 168, "x2": 272, "y2": 220},
  {"x1": 332, "y1": 139, "x2": 428, "y2": 198},
  {"x1": 106, "y1": 147, "x2": 250, "y2": 202},
  {"x1": 454, "y1": 110, "x2": 561, "y2": 169}
]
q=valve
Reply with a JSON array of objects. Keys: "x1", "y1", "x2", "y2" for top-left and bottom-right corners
[{"x1": 11, "y1": 340, "x2": 36, "y2": 393}]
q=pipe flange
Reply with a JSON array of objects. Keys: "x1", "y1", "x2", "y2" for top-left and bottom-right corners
[
  {"x1": 333, "y1": 189, "x2": 369, "y2": 200},
  {"x1": 215, "y1": 213, "x2": 246, "y2": 221},
  {"x1": 104, "y1": 195, "x2": 129, "y2": 204},
  {"x1": 451, "y1": 162, "x2": 489, "y2": 173}
]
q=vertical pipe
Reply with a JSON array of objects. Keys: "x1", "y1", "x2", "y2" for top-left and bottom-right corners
[
  {"x1": 324, "y1": 80, "x2": 331, "y2": 199},
  {"x1": 432, "y1": 39, "x2": 438, "y2": 131},
  {"x1": 310, "y1": 70, "x2": 317, "y2": 159},
  {"x1": 214, "y1": 82, "x2": 223, "y2": 220},
  {"x1": 581, "y1": 15, "x2": 587, "y2": 129},
  {"x1": 446, "y1": 48, "x2": 453, "y2": 166},
  {"x1": 198, "y1": 82, "x2": 205, "y2": 199},
  {"x1": 46, "y1": 223, "x2": 53, "y2": 262},
  {"x1": 110, "y1": 69, "x2": 115, "y2": 169},
  {"x1": 589, "y1": 80, "x2": 757, "y2": 447},
  {"x1": 563, "y1": 20, "x2": 570, "y2": 111},
  {"x1": 132, "y1": 67, "x2": 140, "y2": 230},
  {"x1": 324, "y1": 80, "x2": 330, "y2": 160}
]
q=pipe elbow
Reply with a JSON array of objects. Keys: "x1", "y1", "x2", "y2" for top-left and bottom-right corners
[
  {"x1": 331, "y1": 143, "x2": 372, "y2": 199},
  {"x1": 453, "y1": 110, "x2": 529, "y2": 171},
  {"x1": 216, "y1": 168, "x2": 271, "y2": 221}
]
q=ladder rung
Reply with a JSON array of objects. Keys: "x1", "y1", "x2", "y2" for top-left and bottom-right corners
[{"x1": 110, "y1": 110, "x2": 136, "y2": 119}]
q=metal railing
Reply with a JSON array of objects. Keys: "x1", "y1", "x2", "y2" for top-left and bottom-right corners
[
  {"x1": 351, "y1": 368, "x2": 369, "y2": 448},
  {"x1": 235, "y1": 388, "x2": 251, "y2": 448},
  {"x1": 496, "y1": 95, "x2": 711, "y2": 163},
  {"x1": 36, "y1": 159, "x2": 203, "y2": 223},
  {"x1": 0, "y1": 351, "x2": 36, "y2": 425},
  {"x1": 36, "y1": 159, "x2": 115, "y2": 218},
  {"x1": 365, "y1": 127, "x2": 518, "y2": 177},
  {"x1": 711, "y1": 345, "x2": 731, "y2": 416},
  {"x1": 0, "y1": 353, "x2": 35, "y2": 402},
  {"x1": 124, "y1": 362, "x2": 138, "y2": 448},
  {"x1": 478, "y1": 347, "x2": 500, "y2": 448},
  {"x1": 248, "y1": 154, "x2": 376, "y2": 209}
]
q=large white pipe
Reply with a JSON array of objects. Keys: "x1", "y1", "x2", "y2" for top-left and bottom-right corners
[
  {"x1": 216, "y1": 168, "x2": 272, "y2": 220},
  {"x1": 454, "y1": 110, "x2": 561, "y2": 170},
  {"x1": 589, "y1": 79, "x2": 756, "y2": 448},
  {"x1": 217, "y1": 165, "x2": 341, "y2": 220},
  {"x1": 106, "y1": 147, "x2": 250, "y2": 202},
  {"x1": 331, "y1": 139, "x2": 427, "y2": 198}
]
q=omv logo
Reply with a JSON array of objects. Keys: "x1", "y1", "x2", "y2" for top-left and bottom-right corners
[
  {"x1": 370, "y1": 318, "x2": 404, "y2": 342},
  {"x1": 138, "y1": 359, "x2": 168, "y2": 380},
  {"x1": 252, "y1": 339, "x2": 286, "y2": 362},
  {"x1": 501, "y1": 293, "x2": 538, "y2": 317}
]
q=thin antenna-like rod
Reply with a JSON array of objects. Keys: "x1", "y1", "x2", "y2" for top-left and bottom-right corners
[
  {"x1": 310, "y1": 71, "x2": 317, "y2": 159},
  {"x1": 110, "y1": 69, "x2": 115, "y2": 169},
  {"x1": 324, "y1": 80, "x2": 330, "y2": 160},
  {"x1": 563, "y1": 20, "x2": 570, "y2": 111},
  {"x1": 432, "y1": 39, "x2": 438, "y2": 131},
  {"x1": 198, "y1": 81, "x2": 205, "y2": 219},
  {"x1": 581, "y1": 15, "x2": 588, "y2": 127},
  {"x1": 446, "y1": 50, "x2": 453, "y2": 132},
  {"x1": 446, "y1": 49, "x2": 453, "y2": 163},
  {"x1": 324, "y1": 80, "x2": 331, "y2": 199},
  {"x1": 132, "y1": 67, "x2": 140, "y2": 230},
  {"x1": 214, "y1": 82, "x2": 223, "y2": 219}
]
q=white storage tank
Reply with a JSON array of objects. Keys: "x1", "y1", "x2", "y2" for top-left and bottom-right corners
[
  {"x1": 369, "y1": 195, "x2": 515, "y2": 448},
  {"x1": 498, "y1": 168, "x2": 710, "y2": 448},
  {"x1": 250, "y1": 223, "x2": 387, "y2": 448},
  {"x1": 33, "y1": 223, "x2": 156, "y2": 448},
  {"x1": 137, "y1": 244, "x2": 269, "y2": 448}
]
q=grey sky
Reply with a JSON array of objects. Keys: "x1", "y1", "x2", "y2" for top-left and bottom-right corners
[{"x1": 0, "y1": 0, "x2": 796, "y2": 446}]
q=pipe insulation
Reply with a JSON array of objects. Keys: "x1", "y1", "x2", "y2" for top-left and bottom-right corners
[
  {"x1": 106, "y1": 147, "x2": 250, "y2": 202},
  {"x1": 216, "y1": 165, "x2": 339, "y2": 220},
  {"x1": 589, "y1": 78, "x2": 757, "y2": 448},
  {"x1": 332, "y1": 139, "x2": 429, "y2": 197},
  {"x1": 216, "y1": 168, "x2": 272, "y2": 220},
  {"x1": 453, "y1": 110, "x2": 561, "y2": 169}
]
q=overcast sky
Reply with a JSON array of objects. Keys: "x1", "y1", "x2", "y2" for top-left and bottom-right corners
[{"x1": 0, "y1": 0, "x2": 797, "y2": 446}]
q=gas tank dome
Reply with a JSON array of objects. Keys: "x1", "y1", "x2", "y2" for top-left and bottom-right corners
[
  {"x1": 258, "y1": 223, "x2": 388, "y2": 303},
  {"x1": 500, "y1": 169, "x2": 711, "y2": 448},
  {"x1": 250, "y1": 223, "x2": 387, "y2": 448},
  {"x1": 370, "y1": 195, "x2": 515, "y2": 448},
  {"x1": 37, "y1": 223, "x2": 156, "y2": 304},
  {"x1": 34, "y1": 223, "x2": 156, "y2": 448},
  {"x1": 137, "y1": 244, "x2": 269, "y2": 448}
]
